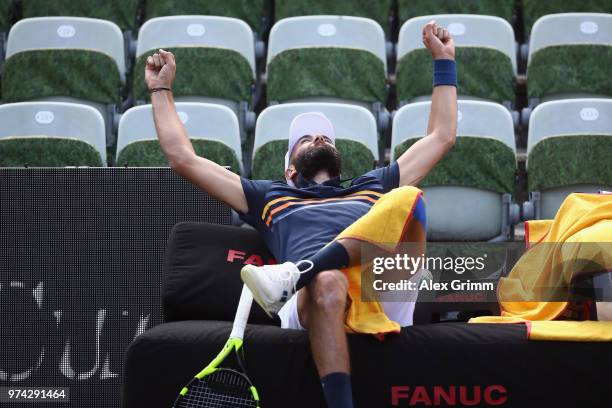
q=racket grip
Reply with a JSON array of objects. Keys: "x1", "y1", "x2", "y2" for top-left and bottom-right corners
[{"x1": 230, "y1": 284, "x2": 254, "y2": 340}]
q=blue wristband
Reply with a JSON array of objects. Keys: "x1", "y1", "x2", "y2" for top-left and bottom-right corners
[{"x1": 433, "y1": 59, "x2": 457, "y2": 87}]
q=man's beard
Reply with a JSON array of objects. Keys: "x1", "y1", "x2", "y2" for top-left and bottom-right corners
[{"x1": 293, "y1": 144, "x2": 342, "y2": 181}]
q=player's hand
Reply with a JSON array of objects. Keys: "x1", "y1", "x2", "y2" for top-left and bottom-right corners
[
  {"x1": 422, "y1": 20, "x2": 455, "y2": 60},
  {"x1": 145, "y1": 49, "x2": 176, "y2": 90}
]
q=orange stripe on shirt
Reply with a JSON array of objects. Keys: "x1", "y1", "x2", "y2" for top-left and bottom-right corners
[
  {"x1": 265, "y1": 195, "x2": 378, "y2": 226},
  {"x1": 260, "y1": 190, "x2": 383, "y2": 221},
  {"x1": 260, "y1": 196, "x2": 303, "y2": 220}
]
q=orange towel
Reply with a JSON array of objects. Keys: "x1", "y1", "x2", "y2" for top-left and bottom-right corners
[
  {"x1": 333, "y1": 186, "x2": 426, "y2": 338},
  {"x1": 471, "y1": 193, "x2": 612, "y2": 341}
]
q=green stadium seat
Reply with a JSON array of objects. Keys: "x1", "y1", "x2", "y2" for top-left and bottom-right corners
[
  {"x1": 266, "y1": 16, "x2": 389, "y2": 131},
  {"x1": 0, "y1": 101, "x2": 107, "y2": 167},
  {"x1": 116, "y1": 103, "x2": 242, "y2": 173},
  {"x1": 1, "y1": 17, "x2": 126, "y2": 145},
  {"x1": 133, "y1": 16, "x2": 256, "y2": 142},
  {"x1": 275, "y1": 0, "x2": 393, "y2": 37},
  {"x1": 524, "y1": 99, "x2": 612, "y2": 220},
  {"x1": 391, "y1": 100, "x2": 519, "y2": 241},
  {"x1": 21, "y1": 0, "x2": 140, "y2": 33},
  {"x1": 397, "y1": 15, "x2": 517, "y2": 118},
  {"x1": 522, "y1": 13, "x2": 612, "y2": 127},
  {"x1": 398, "y1": 0, "x2": 515, "y2": 26},
  {"x1": 523, "y1": 0, "x2": 612, "y2": 36},
  {"x1": 144, "y1": 0, "x2": 265, "y2": 38},
  {"x1": 252, "y1": 103, "x2": 379, "y2": 181}
]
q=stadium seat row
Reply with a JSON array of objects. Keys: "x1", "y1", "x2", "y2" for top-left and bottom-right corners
[
  {"x1": 2, "y1": 0, "x2": 611, "y2": 38},
  {"x1": 1, "y1": 13, "x2": 611, "y2": 146},
  {"x1": 1, "y1": 98, "x2": 610, "y2": 241}
]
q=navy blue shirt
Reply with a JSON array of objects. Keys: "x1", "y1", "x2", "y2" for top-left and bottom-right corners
[{"x1": 239, "y1": 162, "x2": 400, "y2": 262}]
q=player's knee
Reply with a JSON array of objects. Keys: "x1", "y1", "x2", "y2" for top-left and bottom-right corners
[{"x1": 310, "y1": 270, "x2": 348, "y2": 311}]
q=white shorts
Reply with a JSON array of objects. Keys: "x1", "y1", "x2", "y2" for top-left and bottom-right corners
[{"x1": 278, "y1": 280, "x2": 421, "y2": 330}]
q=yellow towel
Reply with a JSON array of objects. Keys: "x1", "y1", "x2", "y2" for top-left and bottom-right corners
[
  {"x1": 471, "y1": 193, "x2": 612, "y2": 341},
  {"x1": 333, "y1": 186, "x2": 426, "y2": 338}
]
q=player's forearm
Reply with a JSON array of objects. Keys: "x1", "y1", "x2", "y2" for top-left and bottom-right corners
[
  {"x1": 397, "y1": 21, "x2": 458, "y2": 186},
  {"x1": 151, "y1": 90, "x2": 195, "y2": 168},
  {"x1": 397, "y1": 82, "x2": 457, "y2": 186},
  {"x1": 429, "y1": 84, "x2": 457, "y2": 145}
]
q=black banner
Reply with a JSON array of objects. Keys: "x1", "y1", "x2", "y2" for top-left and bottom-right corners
[{"x1": 0, "y1": 168, "x2": 230, "y2": 407}]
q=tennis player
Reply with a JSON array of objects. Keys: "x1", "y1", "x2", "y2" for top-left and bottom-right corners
[{"x1": 146, "y1": 20, "x2": 457, "y2": 408}]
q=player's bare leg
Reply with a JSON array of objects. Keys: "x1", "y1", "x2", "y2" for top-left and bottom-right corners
[{"x1": 298, "y1": 269, "x2": 352, "y2": 408}]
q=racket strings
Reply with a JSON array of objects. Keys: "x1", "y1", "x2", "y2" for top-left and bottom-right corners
[{"x1": 177, "y1": 369, "x2": 258, "y2": 408}]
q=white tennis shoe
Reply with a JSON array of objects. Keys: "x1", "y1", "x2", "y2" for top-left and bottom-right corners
[{"x1": 240, "y1": 260, "x2": 313, "y2": 318}]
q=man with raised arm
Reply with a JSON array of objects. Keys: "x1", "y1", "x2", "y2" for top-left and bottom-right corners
[{"x1": 146, "y1": 21, "x2": 457, "y2": 408}]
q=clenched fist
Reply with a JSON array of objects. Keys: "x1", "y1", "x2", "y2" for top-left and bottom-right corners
[
  {"x1": 422, "y1": 21, "x2": 455, "y2": 60},
  {"x1": 145, "y1": 49, "x2": 176, "y2": 90}
]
